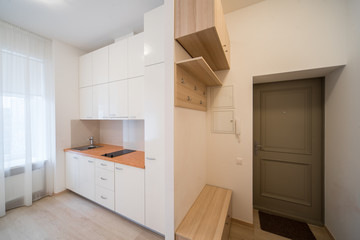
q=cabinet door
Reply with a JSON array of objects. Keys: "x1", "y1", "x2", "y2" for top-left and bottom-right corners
[
  {"x1": 79, "y1": 86, "x2": 92, "y2": 119},
  {"x1": 78, "y1": 156, "x2": 95, "y2": 201},
  {"x1": 92, "y1": 84, "x2": 109, "y2": 119},
  {"x1": 128, "y1": 76, "x2": 144, "y2": 119},
  {"x1": 93, "y1": 46, "x2": 109, "y2": 85},
  {"x1": 79, "y1": 53, "x2": 92, "y2": 87},
  {"x1": 65, "y1": 152, "x2": 79, "y2": 192},
  {"x1": 109, "y1": 80, "x2": 128, "y2": 118},
  {"x1": 128, "y1": 32, "x2": 144, "y2": 78},
  {"x1": 115, "y1": 164, "x2": 145, "y2": 224},
  {"x1": 109, "y1": 39, "x2": 128, "y2": 81},
  {"x1": 144, "y1": 6, "x2": 164, "y2": 66},
  {"x1": 144, "y1": 63, "x2": 165, "y2": 234}
]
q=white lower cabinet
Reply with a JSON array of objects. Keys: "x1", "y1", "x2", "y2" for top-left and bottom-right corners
[
  {"x1": 115, "y1": 163, "x2": 145, "y2": 224},
  {"x1": 95, "y1": 186, "x2": 115, "y2": 210},
  {"x1": 65, "y1": 153, "x2": 146, "y2": 226},
  {"x1": 78, "y1": 156, "x2": 95, "y2": 201}
]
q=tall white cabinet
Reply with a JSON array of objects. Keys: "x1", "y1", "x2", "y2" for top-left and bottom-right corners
[{"x1": 144, "y1": 5, "x2": 165, "y2": 234}]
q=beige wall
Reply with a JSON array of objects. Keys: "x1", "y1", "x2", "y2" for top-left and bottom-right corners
[
  {"x1": 53, "y1": 40, "x2": 84, "y2": 193},
  {"x1": 324, "y1": 0, "x2": 360, "y2": 238},
  {"x1": 174, "y1": 42, "x2": 208, "y2": 229},
  {"x1": 207, "y1": 0, "x2": 347, "y2": 223}
]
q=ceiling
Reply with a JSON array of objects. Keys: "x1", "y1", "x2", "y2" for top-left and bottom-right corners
[
  {"x1": 0, "y1": 0, "x2": 163, "y2": 51},
  {"x1": 0, "y1": 0, "x2": 261, "y2": 52},
  {"x1": 222, "y1": 0, "x2": 264, "y2": 14}
]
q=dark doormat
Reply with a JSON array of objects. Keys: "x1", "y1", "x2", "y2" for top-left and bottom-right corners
[{"x1": 259, "y1": 211, "x2": 316, "y2": 240}]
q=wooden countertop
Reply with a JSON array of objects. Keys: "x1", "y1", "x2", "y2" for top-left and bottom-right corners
[{"x1": 64, "y1": 144, "x2": 145, "y2": 169}]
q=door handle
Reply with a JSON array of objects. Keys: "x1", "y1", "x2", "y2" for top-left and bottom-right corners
[{"x1": 254, "y1": 141, "x2": 262, "y2": 156}]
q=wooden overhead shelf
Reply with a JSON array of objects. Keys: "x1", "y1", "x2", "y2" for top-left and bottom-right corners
[{"x1": 176, "y1": 57, "x2": 222, "y2": 86}]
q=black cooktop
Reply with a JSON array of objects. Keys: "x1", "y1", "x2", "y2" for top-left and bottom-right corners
[{"x1": 101, "y1": 149, "x2": 136, "y2": 158}]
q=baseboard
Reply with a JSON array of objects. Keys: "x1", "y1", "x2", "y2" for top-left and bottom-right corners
[
  {"x1": 231, "y1": 217, "x2": 254, "y2": 228},
  {"x1": 324, "y1": 226, "x2": 336, "y2": 240},
  {"x1": 53, "y1": 189, "x2": 69, "y2": 196}
]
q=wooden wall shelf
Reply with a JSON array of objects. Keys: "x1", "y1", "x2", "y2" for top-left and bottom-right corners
[
  {"x1": 175, "y1": 57, "x2": 222, "y2": 111},
  {"x1": 177, "y1": 57, "x2": 222, "y2": 86}
]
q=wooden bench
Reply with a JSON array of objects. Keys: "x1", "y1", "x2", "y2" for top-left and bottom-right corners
[{"x1": 176, "y1": 184, "x2": 232, "y2": 240}]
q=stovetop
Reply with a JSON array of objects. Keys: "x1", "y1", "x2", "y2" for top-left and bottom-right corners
[{"x1": 101, "y1": 149, "x2": 136, "y2": 158}]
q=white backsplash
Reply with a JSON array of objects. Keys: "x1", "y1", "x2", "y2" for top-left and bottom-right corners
[
  {"x1": 99, "y1": 120, "x2": 123, "y2": 146},
  {"x1": 123, "y1": 120, "x2": 145, "y2": 151}
]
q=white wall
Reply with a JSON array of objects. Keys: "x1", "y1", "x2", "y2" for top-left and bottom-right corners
[
  {"x1": 324, "y1": 1, "x2": 360, "y2": 238},
  {"x1": 53, "y1": 40, "x2": 84, "y2": 193},
  {"x1": 207, "y1": 0, "x2": 347, "y2": 224},
  {"x1": 123, "y1": 120, "x2": 144, "y2": 151},
  {"x1": 174, "y1": 42, "x2": 208, "y2": 229}
]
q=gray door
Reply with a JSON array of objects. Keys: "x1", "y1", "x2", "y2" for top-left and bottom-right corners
[{"x1": 253, "y1": 78, "x2": 323, "y2": 225}]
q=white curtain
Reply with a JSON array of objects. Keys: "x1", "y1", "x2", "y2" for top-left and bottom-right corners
[{"x1": 0, "y1": 20, "x2": 54, "y2": 217}]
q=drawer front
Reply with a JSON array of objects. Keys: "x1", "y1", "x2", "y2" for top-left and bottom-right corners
[
  {"x1": 95, "y1": 159, "x2": 114, "y2": 171},
  {"x1": 95, "y1": 186, "x2": 114, "y2": 210},
  {"x1": 95, "y1": 167, "x2": 114, "y2": 191},
  {"x1": 67, "y1": 152, "x2": 82, "y2": 161}
]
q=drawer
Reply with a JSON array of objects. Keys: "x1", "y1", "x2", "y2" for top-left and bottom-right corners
[
  {"x1": 95, "y1": 167, "x2": 114, "y2": 191},
  {"x1": 67, "y1": 152, "x2": 82, "y2": 161},
  {"x1": 95, "y1": 186, "x2": 114, "y2": 210},
  {"x1": 96, "y1": 159, "x2": 114, "y2": 171}
]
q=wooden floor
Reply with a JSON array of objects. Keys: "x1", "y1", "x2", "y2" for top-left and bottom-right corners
[{"x1": 0, "y1": 191, "x2": 333, "y2": 240}]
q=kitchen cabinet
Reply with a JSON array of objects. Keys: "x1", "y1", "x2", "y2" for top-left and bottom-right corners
[
  {"x1": 65, "y1": 152, "x2": 79, "y2": 192},
  {"x1": 128, "y1": 76, "x2": 144, "y2": 119},
  {"x1": 79, "y1": 53, "x2": 92, "y2": 87},
  {"x1": 109, "y1": 39, "x2": 127, "y2": 82},
  {"x1": 115, "y1": 163, "x2": 145, "y2": 224},
  {"x1": 92, "y1": 46, "x2": 109, "y2": 85},
  {"x1": 144, "y1": 5, "x2": 164, "y2": 66},
  {"x1": 77, "y1": 156, "x2": 95, "y2": 201},
  {"x1": 95, "y1": 159, "x2": 115, "y2": 210},
  {"x1": 92, "y1": 84, "x2": 109, "y2": 119},
  {"x1": 79, "y1": 86, "x2": 92, "y2": 119},
  {"x1": 144, "y1": 63, "x2": 165, "y2": 234},
  {"x1": 109, "y1": 80, "x2": 128, "y2": 118},
  {"x1": 175, "y1": 0, "x2": 230, "y2": 71},
  {"x1": 128, "y1": 32, "x2": 144, "y2": 78}
]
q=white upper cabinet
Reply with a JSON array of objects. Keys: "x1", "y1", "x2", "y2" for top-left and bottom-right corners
[
  {"x1": 128, "y1": 33, "x2": 144, "y2": 78},
  {"x1": 92, "y1": 84, "x2": 109, "y2": 119},
  {"x1": 79, "y1": 53, "x2": 92, "y2": 87},
  {"x1": 92, "y1": 46, "x2": 109, "y2": 85},
  {"x1": 79, "y1": 86, "x2": 92, "y2": 119},
  {"x1": 144, "y1": 5, "x2": 164, "y2": 66},
  {"x1": 109, "y1": 39, "x2": 128, "y2": 82},
  {"x1": 128, "y1": 76, "x2": 144, "y2": 119},
  {"x1": 109, "y1": 80, "x2": 128, "y2": 118}
]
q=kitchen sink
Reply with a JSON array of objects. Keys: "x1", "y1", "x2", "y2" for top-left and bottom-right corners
[{"x1": 71, "y1": 145, "x2": 103, "y2": 151}]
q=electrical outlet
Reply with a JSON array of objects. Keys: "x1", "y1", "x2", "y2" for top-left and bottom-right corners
[{"x1": 236, "y1": 157, "x2": 243, "y2": 165}]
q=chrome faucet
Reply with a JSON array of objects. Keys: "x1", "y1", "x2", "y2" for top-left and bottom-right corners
[{"x1": 88, "y1": 136, "x2": 94, "y2": 146}]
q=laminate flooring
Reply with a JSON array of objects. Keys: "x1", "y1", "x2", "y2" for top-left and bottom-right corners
[{"x1": 0, "y1": 191, "x2": 333, "y2": 240}]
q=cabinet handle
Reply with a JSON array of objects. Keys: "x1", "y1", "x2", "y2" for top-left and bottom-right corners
[
  {"x1": 88, "y1": 160, "x2": 94, "y2": 163},
  {"x1": 223, "y1": 44, "x2": 226, "y2": 47},
  {"x1": 100, "y1": 195, "x2": 107, "y2": 200},
  {"x1": 200, "y1": 100, "x2": 203, "y2": 105},
  {"x1": 181, "y1": 78, "x2": 185, "y2": 84},
  {"x1": 73, "y1": 157, "x2": 79, "y2": 160},
  {"x1": 100, "y1": 163, "x2": 107, "y2": 166},
  {"x1": 146, "y1": 157, "x2": 156, "y2": 161},
  {"x1": 116, "y1": 167, "x2": 123, "y2": 170},
  {"x1": 187, "y1": 96, "x2": 191, "y2": 101},
  {"x1": 100, "y1": 177, "x2": 107, "y2": 181},
  {"x1": 225, "y1": 50, "x2": 228, "y2": 52}
]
